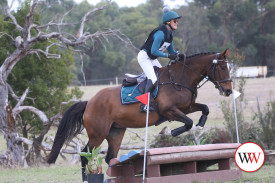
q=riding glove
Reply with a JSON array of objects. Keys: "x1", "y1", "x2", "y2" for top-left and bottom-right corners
[
  {"x1": 168, "y1": 54, "x2": 178, "y2": 60},
  {"x1": 178, "y1": 53, "x2": 186, "y2": 59}
]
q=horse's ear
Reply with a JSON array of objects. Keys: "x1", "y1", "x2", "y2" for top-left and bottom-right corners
[{"x1": 221, "y1": 48, "x2": 229, "y2": 57}]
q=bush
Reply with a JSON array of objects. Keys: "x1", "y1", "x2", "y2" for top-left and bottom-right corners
[
  {"x1": 150, "y1": 128, "x2": 231, "y2": 148},
  {"x1": 220, "y1": 75, "x2": 275, "y2": 149},
  {"x1": 150, "y1": 133, "x2": 193, "y2": 148},
  {"x1": 220, "y1": 77, "x2": 252, "y2": 143},
  {"x1": 253, "y1": 100, "x2": 275, "y2": 149}
]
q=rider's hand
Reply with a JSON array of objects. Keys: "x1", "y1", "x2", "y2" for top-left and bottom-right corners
[
  {"x1": 168, "y1": 54, "x2": 177, "y2": 60},
  {"x1": 178, "y1": 53, "x2": 186, "y2": 59}
]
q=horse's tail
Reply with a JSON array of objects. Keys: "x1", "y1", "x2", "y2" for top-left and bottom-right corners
[{"x1": 47, "y1": 101, "x2": 88, "y2": 164}]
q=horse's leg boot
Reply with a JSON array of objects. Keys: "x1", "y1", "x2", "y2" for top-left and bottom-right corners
[
  {"x1": 196, "y1": 114, "x2": 207, "y2": 129},
  {"x1": 171, "y1": 126, "x2": 187, "y2": 137}
]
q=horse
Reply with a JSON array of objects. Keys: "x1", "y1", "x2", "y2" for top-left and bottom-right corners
[{"x1": 47, "y1": 49, "x2": 232, "y2": 180}]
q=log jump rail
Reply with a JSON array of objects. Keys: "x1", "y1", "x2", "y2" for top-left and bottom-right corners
[{"x1": 105, "y1": 143, "x2": 242, "y2": 183}]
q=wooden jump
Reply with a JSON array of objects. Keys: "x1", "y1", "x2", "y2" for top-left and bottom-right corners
[{"x1": 105, "y1": 143, "x2": 242, "y2": 183}]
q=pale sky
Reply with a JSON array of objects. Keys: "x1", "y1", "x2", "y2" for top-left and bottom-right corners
[
  {"x1": 10, "y1": 0, "x2": 188, "y2": 9},
  {"x1": 74, "y1": 0, "x2": 188, "y2": 9},
  {"x1": 10, "y1": 0, "x2": 189, "y2": 11}
]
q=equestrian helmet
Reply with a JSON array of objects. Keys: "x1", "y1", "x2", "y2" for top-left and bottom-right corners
[{"x1": 162, "y1": 7, "x2": 181, "y2": 24}]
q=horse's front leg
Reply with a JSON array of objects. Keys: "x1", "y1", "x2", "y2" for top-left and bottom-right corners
[
  {"x1": 188, "y1": 103, "x2": 209, "y2": 129},
  {"x1": 164, "y1": 107, "x2": 193, "y2": 137}
]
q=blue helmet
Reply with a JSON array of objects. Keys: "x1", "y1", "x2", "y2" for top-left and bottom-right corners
[{"x1": 162, "y1": 7, "x2": 181, "y2": 24}]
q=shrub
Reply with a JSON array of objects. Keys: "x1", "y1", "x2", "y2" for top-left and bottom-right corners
[
  {"x1": 150, "y1": 128, "x2": 231, "y2": 148},
  {"x1": 253, "y1": 100, "x2": 275, "y2": 149},
  {"x1": 220, "y1": 75, "x2": 275, "y2": 149}
]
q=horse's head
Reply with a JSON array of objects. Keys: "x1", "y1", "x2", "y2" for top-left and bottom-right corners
[{"x1": 207, "y1": 49, "x2": 232, "y2": 97}]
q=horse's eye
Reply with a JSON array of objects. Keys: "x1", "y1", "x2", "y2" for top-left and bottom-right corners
[{"x1": 221, "y1": 67, "x2": 226, "y2": 70}]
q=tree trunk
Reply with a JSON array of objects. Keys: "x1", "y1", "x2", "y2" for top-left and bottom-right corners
[
  {"x1": 261, "y1": 15, "x2": 267, "y2": 66},
  {"x1": 223, "y1": 17, "x2": 229, "y2": 45},
  {"x1": 0, "y1": 83, "x2": 24, "y2": 166}
]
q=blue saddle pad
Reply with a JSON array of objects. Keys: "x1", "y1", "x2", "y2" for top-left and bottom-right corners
[{"x1": 120, "y1": 84, "x2": 158, "y2": 105}]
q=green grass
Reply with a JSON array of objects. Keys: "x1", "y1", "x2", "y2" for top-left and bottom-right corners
[
  {"x1": 225, "y1": 164, "x2": 275, "y2": 183},
  {"x1": 203, "y1": 164, "x2": 275, "y2": 183},
  {"x1": 0, "y1": 161, "x2": 111, "y2": 183},
  {"x1": 0, "y1": 163, "x2": 274, "y2": 182},
  {"x1": 0, "y1": 165, "x2": 82, "y2": 183}
]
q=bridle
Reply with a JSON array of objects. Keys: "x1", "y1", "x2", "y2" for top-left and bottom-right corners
[
  {"x1": 158, "y1": 53, "x2": 232, "y2": 94},
  {"x1": 206, "y1": 53, "x2": 232, "y2": 94},
  {"x1": 157, "y1": 52, "x2": 232, "y2": 113}
]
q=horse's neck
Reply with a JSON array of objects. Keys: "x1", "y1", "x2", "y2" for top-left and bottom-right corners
[{"x1": 178, "y1": 57, "x2": 212, "y2": 89}]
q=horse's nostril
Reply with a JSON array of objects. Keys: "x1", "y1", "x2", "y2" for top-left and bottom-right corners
[{"x1": 226, "y1": 89, "x2": 232, "y2": 96}]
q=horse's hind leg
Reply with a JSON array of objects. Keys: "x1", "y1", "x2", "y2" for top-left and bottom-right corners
[
  {"x1": 105, "y1": 124, "x2": 126, "y2": 164},
  {"x1": 81, "y1": 136, "x2": 106, "y2": 181},
  {"x1": 188, "y1": 103, "x2": 209, "y2": 129},
  {"x1": 80, "y1": 143, "x2": 88, "y2": 182}
]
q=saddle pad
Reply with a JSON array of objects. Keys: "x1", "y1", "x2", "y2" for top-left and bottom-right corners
[{"x1": 120, "y1": 84, "x2": 158, "y2": 105}]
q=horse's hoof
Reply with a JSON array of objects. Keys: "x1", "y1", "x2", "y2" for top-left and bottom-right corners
[
  {"x1": 189, "y1": 124, "x2": 203, "y2": 131},
  {"x1": 196, "y1": 125, "x2": 204, "y2": 130}
]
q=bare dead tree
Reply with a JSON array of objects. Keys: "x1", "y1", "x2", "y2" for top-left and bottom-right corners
[{"x1": 0, "y1": 0, "x2": 134, "y2": 167}]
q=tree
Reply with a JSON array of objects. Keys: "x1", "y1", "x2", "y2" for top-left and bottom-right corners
[
  {"x1": 193, "y1": 0, "x2": 275, "y2": 71},
  {"x1": 255, "y1": 0, "x2": 275, "y2": 68},
  {"x1": 0, "y1": 0, "x2": 131, "y2": 166}
]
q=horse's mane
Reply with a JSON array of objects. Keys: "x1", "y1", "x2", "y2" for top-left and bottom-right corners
[{"x1": 186, "y1": 52, "x2": 216, "y2": 59}]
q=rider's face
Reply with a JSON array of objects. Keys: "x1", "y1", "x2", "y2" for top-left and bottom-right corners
[{"x1": 171, "y1": 19, "x2": 179, "y2": 30}]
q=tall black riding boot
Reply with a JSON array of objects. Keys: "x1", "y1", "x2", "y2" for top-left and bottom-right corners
[{"x1": 140, "y1": 79, "x2": 155, "y2": 112}]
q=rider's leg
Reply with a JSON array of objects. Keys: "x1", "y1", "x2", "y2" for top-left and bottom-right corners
[
  {"x1": 151, "y1": 58, "x2": 162, "y2": 68},
  {"x1": 138, "y1": 50, "x2": 157, "y2": 111},
  {"x1": 152, "y1": 59, "x2": 162, "y2": 68},
  {"x1": 140, "y1": 79, "x2": 155, "y2": 112},
  {"x1": 138, "y1": 50, "x2": 158, "y2": 84}
]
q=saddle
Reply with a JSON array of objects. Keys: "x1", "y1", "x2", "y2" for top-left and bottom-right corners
[{"x1": 122, "y1": 67, "x2": 159, "y2": 94}]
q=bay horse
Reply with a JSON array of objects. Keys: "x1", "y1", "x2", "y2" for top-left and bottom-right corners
[{"x1": 47, "y1": 49, "x2": 232, "y2": 180}]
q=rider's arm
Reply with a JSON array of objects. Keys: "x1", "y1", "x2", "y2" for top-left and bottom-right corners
[{"x1": 151, "y1": 31, "x2": 168, "y2": 58}]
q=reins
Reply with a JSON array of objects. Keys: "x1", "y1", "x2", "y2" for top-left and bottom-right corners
[
  {"x1": 158, "y1": 56, "x2": 196, "y2": 93},
  {"x1": 157, "y1": 52, "x2": 231, "y2": 113}
]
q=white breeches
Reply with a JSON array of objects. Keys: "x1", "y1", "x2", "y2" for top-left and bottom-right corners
[{"x1": 137, "y1": 50, "x2": 162, "y2": 84}]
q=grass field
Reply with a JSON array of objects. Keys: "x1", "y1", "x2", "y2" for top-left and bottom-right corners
[
  {"x1": 0, "y1": 163, "x2": 274, "y2": 183},
  {"x1": 0, "y1": 77, "x2": 275, "y2": 182}
]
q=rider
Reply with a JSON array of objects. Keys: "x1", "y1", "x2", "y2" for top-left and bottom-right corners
[{"x1": 138, "y1": 7, "x2": 185, "y2": 112}]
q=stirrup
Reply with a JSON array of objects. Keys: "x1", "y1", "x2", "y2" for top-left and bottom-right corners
[{"x1": 140, "y1": 104, "x2": 154, "y2": 112}]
